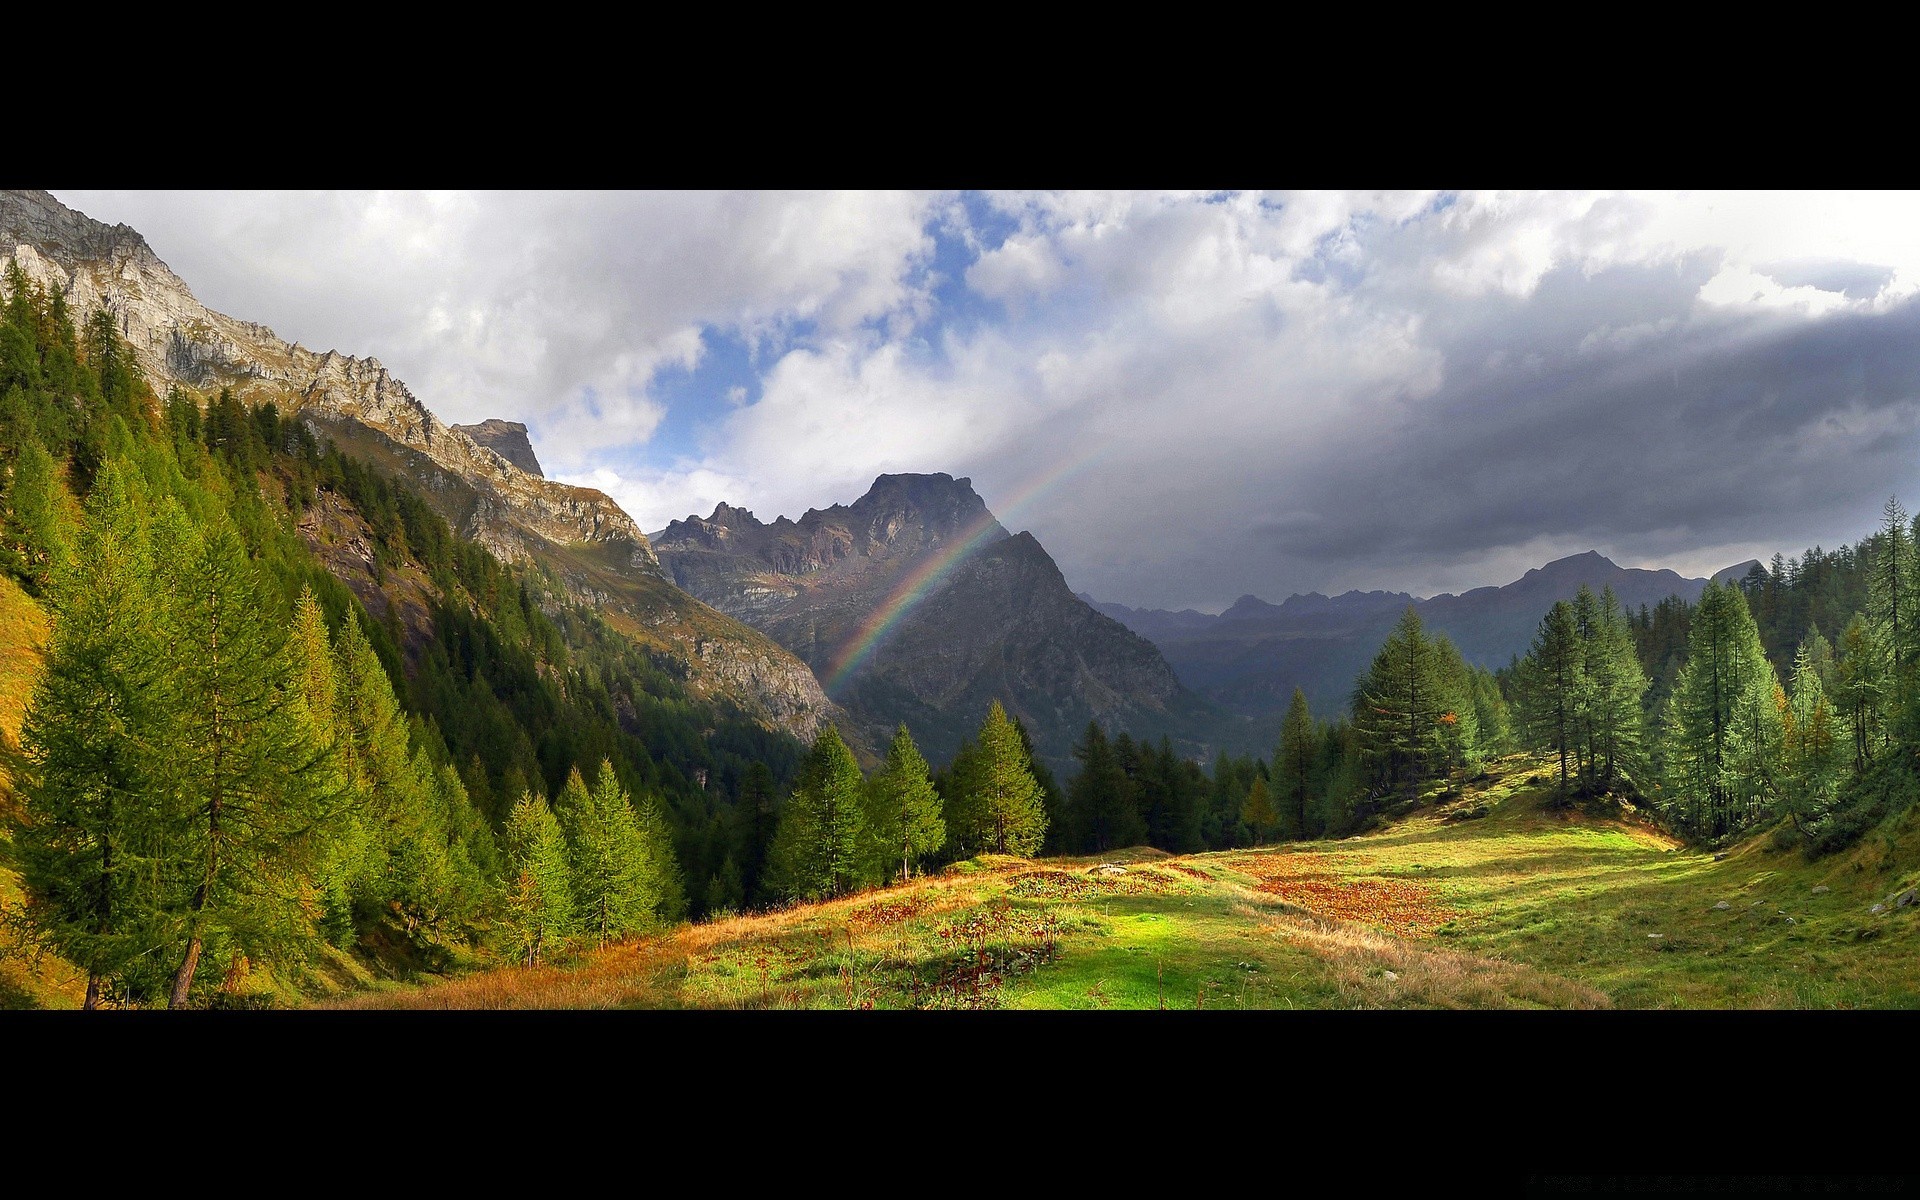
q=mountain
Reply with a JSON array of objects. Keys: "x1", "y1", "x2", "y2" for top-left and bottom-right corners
[
  {"x1": 653, "y1": 473, "x2": 1241, "y2": 773},
  {"x1": 1713, "y1": 559, "x2": 1765, "y2": 585},
  {"x1": 1092, "y1": 551, "x2": 1712, "y2": 725},
  {"x1": 450, "y1": 419, "x2": 544, "y2": 477},
  {"x1": 0, "y1": 189, "x2": 835, "y2": 741}
]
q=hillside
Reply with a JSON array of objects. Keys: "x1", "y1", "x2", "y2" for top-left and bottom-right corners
[
  {"x1": 0, "y1": 188, "x2": 839, "y2": 745},
  {"x1": 335, "y1": 751, "x2": 1920, "y2": 1009}
]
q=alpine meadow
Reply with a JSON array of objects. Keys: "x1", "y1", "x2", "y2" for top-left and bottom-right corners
[{"x1": 7, "y1": 186, "x2": 1920, "y2": 1031}]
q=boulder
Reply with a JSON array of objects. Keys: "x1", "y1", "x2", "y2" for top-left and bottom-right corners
[
  {"x1": 1811, "y1": 885, "x2": 1830, "y2": 895},
  {"x1": 1713, "y1": 901, "x2": 1731, "y2": 911},
  {"x1": 1897, "y1": 888, "x2": 1917, "y2": 908}
]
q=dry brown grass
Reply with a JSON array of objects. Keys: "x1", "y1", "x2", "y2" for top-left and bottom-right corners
[
  {"x1": 1232, "y1": 899, "x2": 1610, "y2": 1009},
  {"x1": 1223, "y1": 851, "x2": 1459, "y2": 939}
]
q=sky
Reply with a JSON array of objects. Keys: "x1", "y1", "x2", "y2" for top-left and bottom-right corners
[{"x1": 50, "y1": 189, "x2": 1920, "y2": 612}]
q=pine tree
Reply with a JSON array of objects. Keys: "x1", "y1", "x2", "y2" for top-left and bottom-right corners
[
  {"x1": 151, "y1": 501, "x2": 339, "y2": 1006},
  {"x1": 865, "y1": 724, "x2": 944, "y2": 883},
  {"x1": 2, "y1": 437, "x2": 75, "y2": 595},
  {"x1": 1586, "y1": 586, "x2": 1650, "y2": 792},
  {"x1": 1351, "y1": 608, "x2": 1448, "y2": 799},
  {"x1": 1664, "y1": 581, "x2": 1783, "y2": 839},
  {"x1": 8, "y1": 463, "x2": 171, "y2": 1006},
  {"x1": 1520, "y1": 601, "x2": 1583, "y2": 799},
  {"x1": 1067, "y1": 721, "x2": 1143, "y2": 853},
  {"x1": 1868, "y1": 497, "x2": 1915, "y2": 721},
  {"x1": 1240, "y1": 774, "x2": 1277, "y2": 846},
  {"x1": 1834, "y1": 614, "x2": 1882, "y2": 775},
  {"x1": 1275, "y1": 688, "x2": 1317, "y2": 840},
  {"x1": 502, "y1": 792, "x2": 573, "y2": 967},
  {"x1": 767, "y1": 726, "x2": 867, "y2": 901},
  {"x1": 560, "y1": 761, "x2": 660, "y2": 947},
  {"x1": 1781, "y1": 639, "x2": 1844, "y2": 829},
  {"x1": 959, "y1": 701, "x2": 1048, "y2": 857}
]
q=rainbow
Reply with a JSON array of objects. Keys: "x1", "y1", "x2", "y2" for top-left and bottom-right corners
[{"x1": 822, "y1": 449, "x2": 1110, "y2": 693}]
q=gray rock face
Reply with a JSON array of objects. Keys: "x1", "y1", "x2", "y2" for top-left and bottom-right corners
[
  {"x1": 654, "y1": 472, "x2": 1228, "y2": 772},
  {"x1": 0, "y1": 189, "x2": 652, "y2": 572},
  {"x1": 451, "y1": 419, "x2": 544, "y2": 477}
]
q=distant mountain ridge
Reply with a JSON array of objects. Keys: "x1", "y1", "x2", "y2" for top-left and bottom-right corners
[{"x1": 1088, "y1": 551, "x2": 1719, "y2": 725}]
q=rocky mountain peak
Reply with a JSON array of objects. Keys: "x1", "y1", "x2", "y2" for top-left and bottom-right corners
[
  {"x1": 1, "y1": 189, "x2": 658, "y2": 574},
  {"x1": 450, "y1": 419, "x2": 544, "y2": 478}
]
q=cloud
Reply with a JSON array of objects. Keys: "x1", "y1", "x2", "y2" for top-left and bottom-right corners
[{"x1": 53, "y1": 189, "x2": 1920, "y2": 610}]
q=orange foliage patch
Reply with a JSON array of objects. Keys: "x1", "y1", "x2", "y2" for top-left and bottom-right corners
[{"x1": 1231, "y1": 856, "x2": 1457, "y2": 939}]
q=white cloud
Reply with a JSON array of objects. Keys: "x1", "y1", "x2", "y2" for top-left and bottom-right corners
[{"x1": 52, "y1": 188, "x2": 1920, "y2": 609}]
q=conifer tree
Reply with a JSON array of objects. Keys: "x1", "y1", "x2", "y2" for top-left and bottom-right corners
[
  {"x1": 1352, "y1": 608, "x2": 1447, "y2": 798},
  {"x1": 767, "y1": 726, "x2": 867, "y2": 901},
  {"x1": 502, "y1": 792, "x2": 573, "y2": 967},
  {"x1": 1585, "y1": 586, "x2": 1650, "y2": 792},
  {"x1": 1275, "y1": 688, "x2": 1318, "y2": 840},
  {"x1": 1520, "y1": 601, "x2": 1583, "y2": 798},
  {"x1": 958, "y1": 701, "x2": 1048, "y2": 857},
  {"x1": 1781, "y1": 639, "x2": 1844, "y2": 829},
  {"x1": 865, "y1": 724, "x2": 944, "y2": 883},
  {"x1": 1664, "y1": 581, "x2": 1783, "y2": 838},
  {"x1": 2, "y1": 437, "x2": 75, "y2": 595},
  {"x1": 1834, "y1": 614, "x2": 1882, "y2": 775},
  {"x1": 151, "y1": 501, "x2": 338, "y2": 1006},
  {"x1": 1240, "y1": 774, "x2": 1277, "y2": 846},
  {"x1": 1067, "y1": 721, "x2": 1143, "y2": 852},
  {"x1": 8, "y1": 463, "x2": 170, "y2": 1006},
  {"x1": 559, "y1": 760, "x2": 672, "y2": 947}
]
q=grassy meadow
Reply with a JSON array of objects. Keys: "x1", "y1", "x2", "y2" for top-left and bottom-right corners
[{"x1": 329, "y1": 754, "x2": 1920, "y2": 1011}]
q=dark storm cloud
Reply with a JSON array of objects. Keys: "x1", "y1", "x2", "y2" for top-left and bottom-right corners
[{"x1": 1260, "y1": 265, "x2": 1920, "y2": 578}]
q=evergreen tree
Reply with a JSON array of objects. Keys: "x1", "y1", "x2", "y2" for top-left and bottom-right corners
[
  {"x1": 2, "y1": 437, "x2": 75, "y2": 595},
  {"x1": 562, "y1": 759, "x2": 670, "y2": 948},
  {"x1": 8, "y1": 463, "x2": 171, "y2": 1006},
  {"x1": 1519, "y1": 601, "x2": 1583, "y2": 798},
  {"x1": 956, "y1": 701, "x2": 1048, "y2": 857},
  {"x1": 1781, "y1": 639, "x2": 1845, "y2": 830},
  {"x1": 1067, "y1": 721, "x2": 1143, "y2": 852},
  {"x1": 1351, "y1": 608, "x2": 1447, "y2": 798},
  {"x1": 1585, "y1": 586, "x2": 1650, "y2": 792},
  {"x1": 767, "y1": 726, "x2": 867, "y2": 901},
  {"x1": 1834, "y1": 614, "x2": 1882, "y2": 775},
  {"x1": 1664, "y1": 581, "x2": 1783, "y2": 839},
  {"x1": 151, "y1": 501, "x2": 338, "y2": 1006},
  {"x1": 1868, "y1": 496, "x2": 1915, "y2": 718},
  {"x1": 1240, "y1": 774, "x2": 1277, "y2": 846},
  {"x1": 502, "y1": 792, "x2": 573, "y2": 967},
  {"x1": 1274, "y1": 688, "x2": 1317, "y2": 840},
  {"x1": 865, "y1": 724, "x2": 944, "y2": 883}
]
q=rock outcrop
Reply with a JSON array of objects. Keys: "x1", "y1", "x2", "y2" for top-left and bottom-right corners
[
  {"x1": 0, "y1": 189, "x2": 654, "y2": 573},
  {"x1": 451, "y1": 419, "x2": 544, "y2": 477}
]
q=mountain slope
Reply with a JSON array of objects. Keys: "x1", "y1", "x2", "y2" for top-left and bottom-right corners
[
  {"x1": 0, "y1": 189, "x2": 835, "y2": 742},
  {"x1": 654, "y1": 473, "x2": 1240, "y2": 771}
]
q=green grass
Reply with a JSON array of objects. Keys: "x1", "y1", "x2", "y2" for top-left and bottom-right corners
[{"x1": 341, "y1": 752, "x2": 1920, "y2": 1010}]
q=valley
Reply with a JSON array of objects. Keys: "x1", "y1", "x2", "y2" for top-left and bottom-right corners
[{"x1": 332, "y1": 753, "x2": 1920, "y2": 1010}]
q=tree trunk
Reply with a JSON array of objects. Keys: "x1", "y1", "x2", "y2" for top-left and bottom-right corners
[
  {"x1": 84, "y1": 972, "x2": 101, "y2": 1010},
  {"x1": 169, "y1": 936, "x2": 203, "y2": 1009}
]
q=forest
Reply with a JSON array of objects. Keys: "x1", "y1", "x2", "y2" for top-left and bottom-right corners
[{"x1": 2, "y1": 262, "x2": 1917, "y2": 1007}]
